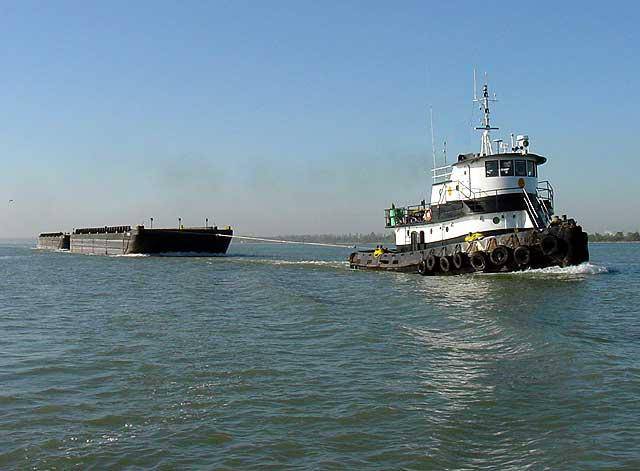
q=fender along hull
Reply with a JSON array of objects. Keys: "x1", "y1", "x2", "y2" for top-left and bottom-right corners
[{"x1": 348, "y1": 220, "x2": 588, "y2": 275}]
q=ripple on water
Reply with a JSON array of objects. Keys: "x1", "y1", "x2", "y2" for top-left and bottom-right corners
[{"x1": 1, "y1": 243, "x2": 639, "y2": 469}]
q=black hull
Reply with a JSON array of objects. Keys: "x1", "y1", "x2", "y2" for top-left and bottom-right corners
[
  {"x1": 126, "y1": 227, "x2": 233, "y2": 255},
  {"x1": 349, "y1": 219, "x2": 589, "y2": 275},
  {"x1": 39, "y1": 226, "x2": 233, "y2": 256}
]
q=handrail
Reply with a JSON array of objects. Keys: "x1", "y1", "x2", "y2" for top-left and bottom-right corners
[
  {"x1": 536, "y1": 195, "x2": 552, "y2": 223},
  {"x1": 455, "y1": 179, "x2": 477, "y2": 200},
  {"x1": 522, "y1": 188, "x2": 542, "y2": 229},
  {"x1": 431, "y1": 165, "x2": 453, "y2": 184},
  {"x1": 385, "y1": 185, "x2": 554, "y2": 228}
]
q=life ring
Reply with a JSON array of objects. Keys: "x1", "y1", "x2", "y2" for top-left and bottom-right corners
[{"x1": 424, "y1": 208, "x2": 433, "y2": 222}]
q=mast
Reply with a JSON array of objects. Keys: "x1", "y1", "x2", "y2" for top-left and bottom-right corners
[
  {"x1": 474, "y1": 76, "x2": 498, "y2": 156},
  {"x1": 430, "y1": 107, "x2": 436, "y2": 172}
]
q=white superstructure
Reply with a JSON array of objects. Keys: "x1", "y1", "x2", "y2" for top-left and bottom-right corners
[{"x1": 387, "y1": 79, "x2": 554, "y2": 251}]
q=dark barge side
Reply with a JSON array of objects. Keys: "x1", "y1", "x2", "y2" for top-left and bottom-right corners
[{"x1": 38, "y1": 225, "x2": 233, "y2": 256}]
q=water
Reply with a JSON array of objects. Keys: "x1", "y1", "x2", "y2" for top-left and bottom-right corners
[{"x1": 1, "y1": 241, "x2": 639, "y2": 470}]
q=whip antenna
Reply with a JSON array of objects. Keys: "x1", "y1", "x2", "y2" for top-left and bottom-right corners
[
  {"x1": 430, "y1": 106, "x2": 436, "y2": 172},
  {"x1": 473, "y1": 68, "x2": 477, "y2": 101}
]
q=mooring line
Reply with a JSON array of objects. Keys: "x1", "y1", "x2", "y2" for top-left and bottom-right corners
[{"x1": 217, "y1": 233, "x2": 356, "y2": 249}]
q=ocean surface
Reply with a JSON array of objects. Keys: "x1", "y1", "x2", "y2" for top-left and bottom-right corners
[{"x1": 1, "y1": 241, "x2": 639, "y2": 470}]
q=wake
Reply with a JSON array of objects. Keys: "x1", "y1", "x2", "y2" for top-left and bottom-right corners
[{"x1": 486, "y1": 262, "x2": 609, "y2": 277}]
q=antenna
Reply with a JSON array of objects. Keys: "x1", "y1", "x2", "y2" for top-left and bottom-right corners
[
  {"x1": 474, "y1": 73, "x2": 499, "y2": 156},
  {"x1": 473, "y1": 68, "x2": 477, "y2": 101},
  {"x1": 430, "y1": 106, "x2": 436, "y2": 171},
  {"x1": 443, "y1": 140, "x2": 447, "y2": 164}
]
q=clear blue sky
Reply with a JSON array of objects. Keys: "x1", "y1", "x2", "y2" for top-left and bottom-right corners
[{"x1": 1, "y1": 0, "x2": 638, "y2": 237}]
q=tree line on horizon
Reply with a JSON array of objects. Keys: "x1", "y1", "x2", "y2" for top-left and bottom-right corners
[{"x1": 589, "y1": 231, "x2": 640, "y2": 242}]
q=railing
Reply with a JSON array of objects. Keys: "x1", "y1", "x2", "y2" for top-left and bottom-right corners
[
  {"x1": 536, "y1": 181, "x2": 554, "y2": 212},
  {"x1": 522, "y1": 189, "x2": 543, "y2": 229},
  {"x1": 73, "y1": 226, "x2": 132, "y2": 235},
  {"x1": 431, "y1": 165, "x2": 453, "y2": 184},
  {"x1": 385, "y1": 183, "x2": 556, "y2": 229},
  {"x1": 456, "y1": 179, "x2": 477, "y2": 200},
  {"x1": 385, "y1": 204, "x2": 430, "y2": 228}
]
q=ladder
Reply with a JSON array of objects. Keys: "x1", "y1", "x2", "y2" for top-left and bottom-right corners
[
  {"x1": 536, "y1": 195, "x2": 553, "y2": 224},
  {"x1": 522, "y1": 189, "x2": 547, "y2": 229}
]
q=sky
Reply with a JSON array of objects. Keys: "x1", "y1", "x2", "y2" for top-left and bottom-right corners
[{"x1": 0, "y1": 0, "x2": 638, "y2": 237}]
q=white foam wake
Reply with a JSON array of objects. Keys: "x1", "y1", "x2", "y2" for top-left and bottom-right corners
[
  {"x1": 487, "y1": 262, "x2": 609, "y2": 277},
  {"x1": 270, "y1": 259, "x2": 349, "y2": 267},
  {"x1": 112, "y1": 253, "x2": 150, "y2": 258},
  {"x1": 240, "y1": 258, "x2": 349, "y2": 268},
  {"x1": 113, "y1": 252, "x2": 224, "y2": 257}
]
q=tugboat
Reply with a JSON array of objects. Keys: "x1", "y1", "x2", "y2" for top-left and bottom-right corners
[{"x1": 349, "y1": 79, "x2": 589, "y2": 275}]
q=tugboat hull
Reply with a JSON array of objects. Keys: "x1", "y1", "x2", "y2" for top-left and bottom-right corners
[{"x1": 349, "y1": 220, "x2": 588, "y2": 275}]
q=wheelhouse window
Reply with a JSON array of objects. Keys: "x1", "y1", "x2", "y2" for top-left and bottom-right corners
[
  {"x1": 485, "y1": 160, "x2": 498, "y2": 177},
  {"x1": 500, "y1": 160, "x2": 514, "y2": 176},
  {"x1": 527, "y1": 160, "x2": 537, "y2": 177},
  {"x1": 515, "y1": 160, "x2": 527, "y2": 176}
]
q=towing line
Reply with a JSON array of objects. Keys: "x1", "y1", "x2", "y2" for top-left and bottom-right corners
[{"x1": 216, "y1": 233, "x2": 356, "y2": 249}]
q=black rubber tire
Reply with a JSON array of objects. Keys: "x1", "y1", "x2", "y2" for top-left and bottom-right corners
[
  {"x1": 439, "y1": 256, "x2": 451, "y2": 273},
  {"x1": 489, "y1": 245, "x2": 510, "y2": 266},
  {"x1": 417, "y1": 260, "x2": 429, "y2": 276},
  {"x1": 426, "y1": 254, "x2": 438, "y2": 272},
  {"x1": 541, "y1": 235, "x2": 559, "y2": 256},
  {"x1": 513, "y1": 245, "x2": 531, "y2": 266},
  {"x1": 452, "y1": 252, "x2": 464, "y2": 270},
  {"x1": 470, "y1": 252, "x2": 487, "y2": 272}
]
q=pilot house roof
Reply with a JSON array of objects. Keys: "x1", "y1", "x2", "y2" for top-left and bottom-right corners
[{"x1": 455, "y1": 152, "x2": 547, "y2": 166}]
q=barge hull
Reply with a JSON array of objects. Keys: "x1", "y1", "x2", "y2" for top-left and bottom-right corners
[
  {"x1": 37, "y1": 233, "x2": 70, "y2": 251},
  {"x1": 43, "y1": 226, "x2": 233, "y2": 256}
]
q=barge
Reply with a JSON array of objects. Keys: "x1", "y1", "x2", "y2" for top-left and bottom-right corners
[
  {"x1": 38, "y1": 225, "x2": 233, "y2": 256},
  {"x1": 37, "y1": 232, "x2": 71, "y2": 251},
  {"x1": 349, "y1": 79, "x2": 588, "y2": 275}
]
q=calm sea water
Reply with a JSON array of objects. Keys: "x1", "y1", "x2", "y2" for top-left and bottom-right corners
[{"x1": 1, "y1": 241, "x2": 639, "y2": 470}]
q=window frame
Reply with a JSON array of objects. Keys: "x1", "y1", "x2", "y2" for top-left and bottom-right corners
[
  {"x1": 499, "y1": 159, "x2": 515, "y2": 177},
  {"x1": 485, "y1": 160, "x2": 499, "y2": 177},
  {"x1": 515, "y1": 159, "x2": 527, "y2": 176},
  {"x1": 526, "y1": 160, "x2": 537, "y2": 177}
]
